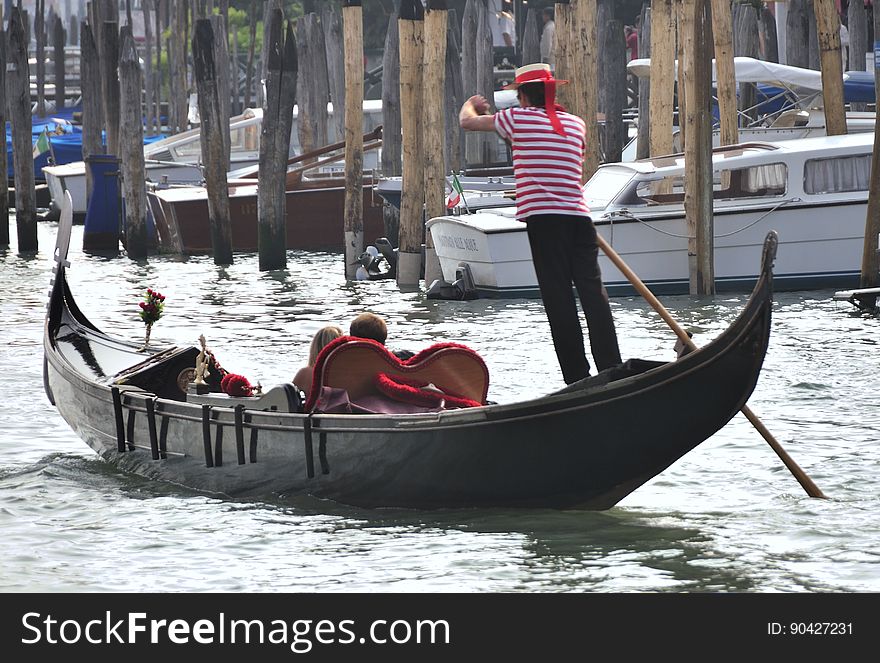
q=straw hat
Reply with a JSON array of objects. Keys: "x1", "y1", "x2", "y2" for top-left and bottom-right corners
[
  {"x1": 502, "y1": 63, "x2": 568, "y2": 90},
  {"x1": 501, "y1": 63, "x2": 570, "y2": 136}
]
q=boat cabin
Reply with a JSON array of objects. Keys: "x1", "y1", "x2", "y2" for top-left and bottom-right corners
[
  {"x1": 586, "y1": 132, "x2": 874, "y2": 216},
  {"x1": 145, "y1": 108, "x2": 263, "y2": 167}
]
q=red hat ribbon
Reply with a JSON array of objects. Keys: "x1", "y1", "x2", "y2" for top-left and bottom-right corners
[{"x1": 515, "y1": 67, "x2": 567, "y2": 136}]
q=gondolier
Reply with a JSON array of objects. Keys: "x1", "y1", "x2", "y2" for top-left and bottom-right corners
[
  {"x1": 459, "y1": 63, "x2": 621, "y2": 384},
  {"x1": 43, "y1": 192, "x2": 780, "y2": 508}
]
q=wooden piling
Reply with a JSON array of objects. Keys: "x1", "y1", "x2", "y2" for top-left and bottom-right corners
[
  {"x1": 276, "y1": 23, "x2": 298, "y2": 186},
  {"x1": 760, "y1": 4, "x2": 779, "y2": 63},
  {"x1": 256, "y1": 8, "x2": 286, "y2": 271},
  {"x1": 786, "y1": 0, "x2": 810, "y2": 68},
  {"x1": 101, "y1": 20, "x2": 120, "y2": 155},
  {"x1": 422, "y1": 0, "x2": 448, "y2": 287},
  {"x1": 154, "y1": 0, "x2": 163, "y2": 130},
  {"x1": 210, "y1": 13, "x2": 231, "y2": 170},
  {"x1": 808, "y1": 0, "x2": 820, "y2": 71},
  {"x1": 849, "y1": 0, "x2": 868, "y2": 111},
  {"x1": 343, "y1": 0, "x2": 365, "y2": 278},
  {"x1": 192, "y1": 18, "x2": 233, "y2": 265},
  {"x1": 599, "y1": 17, "x2": 625, "y2": 166},
  {"x1": 398, "y1": 0, "x2": 425, "y2": 287},
  {"x1": 7, "y1": 7, "x2": 37, "y2": 252},
  {"x1": 461, "y1": 0, "x2": 477, "y2": 98},
  {"x1": 244, "y1": 0, "x2": 257, "y2": 109},
  {"x1": 860, "y1": 6, "x2": 880, "y2": 300},
  {"x1": 649, "y1": 0, "x2": 675, "y2": 157},
  {"x1": 141, "y1": 0, "x2": 154, "y2": 133},
  {"x1": 231, "y1": 24, "x2": 240, "y2": 116},
  {"x1": 814, "y1": 0, "x2": 846, "y2": 135},
  {"x1": 712, "y1": 0, "x2": 738, "y2": 147},
  {"x1": 445, "y1": 9, "x2": 464, "y2": 175},
  {"x1": 218, "y1": 1, "x2": 233, "y2": 118},
  {"x1": 80, "y1": 22, "x2": 103, "y2": 204},
  {"x1": 733, "y1": 2, "x2": 759, "y2": 125},
  {"x1": 69, "y1": 15, "x2": 79, "y2": 48},
  {"x1": 381, "y1": 4, "x2": 401, "y2": 245},
  {"x1": 595, "y1": 0, "x2": 610, "y2": 128},
  {"x1": 323, "y1": 5, "x2": 346, "y2": 144},
  {"x1": 474, "y1": 0, "x2": 495, "y2": 165},
  {"x1": 676, "y1": 0, "x2": 686, "y2": 151},
  {"x1": 259, "y1": 1, "x2": 282, "y2": 109},
  {"x1": 849, "y1": 0, "x2": 868, "y2": 73},
  {"x1": 461, "y1": 0, "x2": 479, "y2": 166},
  {"x1": 170, "y1": 0, "x2": 189, "y2": 133},
  {"x1": 296, "y1": 13, "x2": 330, "y2": 157},
  {"x1": 0, "y1": 3, "x2": 8, "y2": 248},
  {"x1": 119, "y1": 30, "x2": 147, "y2": 258},
  {"x1": 36, "y1": 0, "x2": 46, "y2": 116},
  {"x1": 636, "y1": 3, "x2": 652, "y2": 160},
  {"x1": 53, "y1": 14, "x2": 66, "y2": 111},
  {"x1": 682, "y1": 0, "x2": 714, "y2": 295},
  {"x1": 554, "y1": 2, "x2": 572, "y2": 108},
  {"x1": 521, "y1": 7, "x2": 540, "y2": 66},
  {"x1": 571, "y1": 0, "x2": 599, "y2": 179}
]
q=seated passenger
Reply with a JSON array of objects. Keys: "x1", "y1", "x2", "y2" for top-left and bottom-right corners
[
  {"x1": 293, "y1": 325, "x2": 343, "y2": 398},
  {"x1": 349, "y1": 312, "x2": 414, "y2": 360}
]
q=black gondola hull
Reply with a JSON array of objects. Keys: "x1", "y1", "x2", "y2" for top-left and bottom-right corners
[{"x1": 43, "y1": 197, "x2": 775, "y2": 509}]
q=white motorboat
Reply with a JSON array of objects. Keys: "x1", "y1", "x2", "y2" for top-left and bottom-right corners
[
  {"x1": 427, "y1": 132, "x2": 874, "y2": 297},
  {"x1": 45, "y1": 98, "x2": 389, "y2": 221},
  {"x1": 42, "y1": 108, "x2": 264, "y2": 221}
]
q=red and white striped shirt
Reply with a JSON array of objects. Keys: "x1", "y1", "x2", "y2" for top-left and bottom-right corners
[{"x1": 494, "y1": 107, "x2": 591, "y2": 220}]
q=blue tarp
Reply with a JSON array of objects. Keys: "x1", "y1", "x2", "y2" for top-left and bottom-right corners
[
  {"x1": 753, "y1": 71, "x2": 875, "y2": 117},
  {"x1": 6, "y1": 107, "x2": 166, "y2": 182},
  {"x1": 708, "y1": 72, "x2": 877, "y2": 124}
]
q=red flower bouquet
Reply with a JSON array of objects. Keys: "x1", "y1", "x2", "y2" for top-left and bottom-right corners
[
  {"x1": 220, "y1": 373, "x2": 254, "y2": 397},
  {"x1": 138, "y1": 288, "x2": 166, "y2": 349}
]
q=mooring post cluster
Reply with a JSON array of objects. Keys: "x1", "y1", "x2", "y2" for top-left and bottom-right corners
[{"x1": 0, "y1": 0, "x2": 875, "y2": 299}]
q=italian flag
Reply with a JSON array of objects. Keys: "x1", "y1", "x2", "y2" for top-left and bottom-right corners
[
  {"x1": 32, "y1": 129, "x2": 51, "y2": 159},
  {"x1": 446, "y1": 173, "x2": 465, "y2": 209}
]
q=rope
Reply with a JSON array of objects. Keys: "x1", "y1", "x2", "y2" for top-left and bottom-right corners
[{"x1": 604, "y1": 197, "x2": 799, "y2": 240}]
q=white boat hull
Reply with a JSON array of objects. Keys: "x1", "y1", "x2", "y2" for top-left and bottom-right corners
[
  {"x1": 429, "y1": 132, "x2": 874, "y2": 297},
  {"x1": 428, "y1": 200, "x2": 865, "y2": 297},
  {"x1": 43, "y1": 161, "x2": 208, "y2": 218}
]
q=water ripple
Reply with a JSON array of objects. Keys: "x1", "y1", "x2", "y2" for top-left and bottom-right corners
[{"x1": 1, "y1": 222, "x2": 878, "y2": 591}]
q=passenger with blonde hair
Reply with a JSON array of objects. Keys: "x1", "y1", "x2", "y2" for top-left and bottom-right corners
[{"x1": 293, "y1": 325, "x2": 343, "y2": 397}]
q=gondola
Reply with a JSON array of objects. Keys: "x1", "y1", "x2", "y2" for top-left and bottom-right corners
[{"x1": 43, "y1": 193, "x2": 777, "y2": 509}]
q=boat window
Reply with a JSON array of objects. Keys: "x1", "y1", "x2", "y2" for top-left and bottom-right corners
[
  {"x1": 634, "y1": 162, "x2": 787, "y2": 205},
  {"x1": 636, "y1": 176, "x2": 684, "y2": 204},
  {"x1": 229, "y1": 127, "x2": 246, "y2": 151},
  {"x1": 804, "y1": 154, "x2": 871, "y2": 194},
  {"x1": 740, "y1": 163, "x2": 787, "y2": 194},
  {"x1": 172, "y1": 139, "x2": 201, "y2": 159},
  {"x1": 244, "y1": 123, "x2": 259, "y2": 151},
  {"x1": 583, "y1": 168, "x2": 637, "y2": 207}
]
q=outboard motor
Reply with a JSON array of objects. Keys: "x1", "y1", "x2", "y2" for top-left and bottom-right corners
[
  {"x1": 374, "y1": 237, "x2": 398, "y2": 278},
  {"x1": 426, "y1": 263, "x2": 479, "y2": 300},
  {"x1": 353, "y1": 245, "x2": 382, "y2": 280}
]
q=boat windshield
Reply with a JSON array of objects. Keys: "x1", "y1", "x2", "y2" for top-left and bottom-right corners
[{"x1": 582, "y1": 167, "x2": 636, "y2": 209}]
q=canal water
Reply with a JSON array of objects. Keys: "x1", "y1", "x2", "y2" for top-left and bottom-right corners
[{"x1": 2, "y1": 220, "x2": 878, "y2": 592}]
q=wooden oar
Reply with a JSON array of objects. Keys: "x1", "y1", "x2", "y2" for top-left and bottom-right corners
[{"x1": 595, "y1": 234, "x2": 827, "y2": 499}]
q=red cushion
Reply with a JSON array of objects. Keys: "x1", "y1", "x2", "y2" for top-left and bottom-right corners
[
  {"x1": 305, "y1": 336, "x2": 489, "y2": 412},
  {"x1": 374, "y1": 372, "x2": 482, "y2": 409}
]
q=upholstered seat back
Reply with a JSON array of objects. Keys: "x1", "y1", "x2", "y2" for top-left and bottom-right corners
[{"x1": 305, "y1": 336, "x2": 489, "y2": 412}]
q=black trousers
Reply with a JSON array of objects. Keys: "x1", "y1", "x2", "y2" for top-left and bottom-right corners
[{"x1": 525, "y1": 214, "x2": 622, "y2": 384}]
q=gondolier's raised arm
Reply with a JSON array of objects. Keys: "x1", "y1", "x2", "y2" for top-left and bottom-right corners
[{"x1": 459, "y1": 95, "x2": 496, "y2": 132}]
